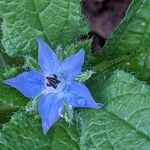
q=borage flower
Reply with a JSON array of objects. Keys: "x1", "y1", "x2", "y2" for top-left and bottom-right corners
[{"x1": 4, "y1": 39, "x2": 103, "y2": 134}]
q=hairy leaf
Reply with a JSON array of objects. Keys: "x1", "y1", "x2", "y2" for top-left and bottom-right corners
[
  {"x1": 103, "y1": 0, "x2": 150, "y2": 56},
  {"x1": 0, "y1": 0, "x2": 88, "y2": 56},
  {"x1": 0, "y1": 112, "x2": 79, "y2": 150},
  {"x1": 80, "y1": 70, "x2": 150, "y2": 150},
  {"x1": 98, "y1": 0, "x2": 150, "y2": 81}
]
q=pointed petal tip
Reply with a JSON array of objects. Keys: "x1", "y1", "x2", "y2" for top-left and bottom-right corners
[
  {"x1": 3, "y1": 78, "x2": 13, "y2": 86},
  {"x1": 43, "y1": 128, "x2": 48, "y2": 135},
  {"x1": 42, "y1": 122, "x2": 50, "y2": 135},
  {"x1": 77, "y1": 48, "x2": 85, "y2": 62},
  {"x1": 37, "y1": 37, "x2": 44, "y2": 45},
  {"x1": 97, "y1": 102, "x2": 104, "y2": 109},
  {"x1": 92, "y1": 102, "x2": 104, "y2": 109},
  {"x1": 36, "y1": 36, "x2": 40, "y2": 41},
  {"x1": 79, "y1": 48, "x2": 85, "y2": 51},
  {"x1": 3, "y1": 79, "x2": 8, "y2": 84},
  {"x1": 37, "y1": 38, "x2": 50, "y2": 50},
  {"x1": 78, "y1": 48, "x2": 85, "y2": 56}
]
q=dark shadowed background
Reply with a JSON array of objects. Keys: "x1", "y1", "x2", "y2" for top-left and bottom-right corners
[{"x1": 80, "y1": 0, "x2": 131, "y2": 51}]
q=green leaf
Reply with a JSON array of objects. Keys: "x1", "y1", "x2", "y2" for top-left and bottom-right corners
[
  {"x1": 0, "y1": 112, "x2": 79, "y2": 150},
  {"x1": 0, "y1": 52, "x2": 6, "y2": 68},
  {"x1": 63, "y1": 40, "x2": 91, "y2": 58},
  {"x1": 0, "y1": 18, "x2": 2, "y2": 41},
  {"x1": 0, "y1": 102, "x2": 17, "y2": 127},
  {"x1": 103, "y1": 0, "x2": 150, "y2": 56},
  {"x1": 119, "y1": 51, "x2": 150, "y2": 81},
  {"x1": 0, "y1": 0, "x2": 88, "y2": 56},
  {"x1": 97, "y1": 0, "x2": 150, "y2": 81},
  {"x1": 0, "y1": 18, "x2": 6, "y2": 67},
  {"x1": 80, "y1": 70, "x2": 150, "y2": 150}
]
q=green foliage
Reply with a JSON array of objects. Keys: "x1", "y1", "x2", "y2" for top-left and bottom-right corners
[
  {"x1": 103, "y1": 0, "x2": 150, "y2": 56},
  {"x1": 0, "y1": 103, "x2": 17, "y2": 127},
  {"x1": 80, "y1": 70, "x2": 150, "y2": 150},
  {"x1": 0, "y1": 0, "x2": 88, "y2": 56},
  {"x1": 0, "y1": 112, "x2": 79, "y2": 150},
  {"x1": 98, "y1": 0, "x2": 150, "y2": 81}
]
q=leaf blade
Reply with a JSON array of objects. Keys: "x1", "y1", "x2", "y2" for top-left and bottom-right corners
[
  {"x1": 80, "y1": 70, "x2": 150, "y2": 150},
  {"x1": 0, "y1": 0, "x2": 87, "y2": 56}
]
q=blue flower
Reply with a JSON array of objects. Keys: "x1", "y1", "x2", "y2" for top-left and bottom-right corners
[{"x1": 4, "y1": 39, "x2": 103, "y2": 134}]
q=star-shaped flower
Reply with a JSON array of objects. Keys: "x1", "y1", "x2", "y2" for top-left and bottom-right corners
[{"x1": 4, "y1": 39, "x2": 103, "y2": 134}]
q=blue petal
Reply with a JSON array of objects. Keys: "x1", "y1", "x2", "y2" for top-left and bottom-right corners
[
  {"x1": 38, "y1": 38, "x2": 60, "y2": 75},
  {"x1": 58, "y1": 49, "x2": 85, "y2": 81},
  {"x1": 64, "y1": 82, "x2": 102, "y2": 109},
  {"x1": 38, "y1": 94, "x2": 64, "y2": 135},
  {"x1": 4, "y1": 70, "x2": 44, "y2": 98}
]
